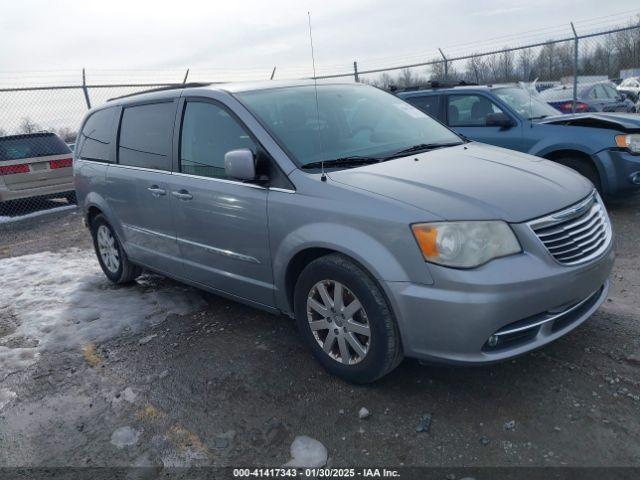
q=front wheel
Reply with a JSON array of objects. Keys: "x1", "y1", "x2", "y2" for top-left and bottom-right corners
[
  {"x1": 293, "y1": 254, "x2": 403, "y2": 383},
  {"x1": 90, "y1": 214, "x2": 141, "y2": 284}
]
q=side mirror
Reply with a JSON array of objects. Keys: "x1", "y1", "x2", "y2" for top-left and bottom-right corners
[
  {"x1": 486, "y1": 112, "x2": 515, "y2": 129},
  {"x1": 224, "y1": 149, "x2": 256, "y2": 181}
]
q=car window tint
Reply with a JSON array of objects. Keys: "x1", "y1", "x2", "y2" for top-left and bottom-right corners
[
  {"x1": 602, "y1": 84, "x2": 618, "y2": 98},
  {"x1": 118, "y1": 102, "x2": 174, "y2": 170},
  {"x1": 78, "y1": 107, "x2": 116, "y2": 162},
  {"x1": 447, "y1": 94, "x2": 504, "y2": 127},
  {"x1": 0, "y1": 133, "x2": 70, "y2": 161},
  {"x1": 404, "y1": 96, "x2": 441, "y2": 120},
  {"x1": 180, "y1": 102, "x2": 257, "y2": 179}
]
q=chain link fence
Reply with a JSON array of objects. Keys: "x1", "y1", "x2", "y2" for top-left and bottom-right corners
[{"x1": 1, "y1": 21, "x2": 639, "y2": 234}]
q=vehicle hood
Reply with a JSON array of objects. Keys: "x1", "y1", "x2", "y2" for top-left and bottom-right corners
[
  {"x1": 327, "y1": 142, "x2": 593, "y2": 223},
  {"x1": 536, "y1": 112, "x2": 640, "y2": 132}
]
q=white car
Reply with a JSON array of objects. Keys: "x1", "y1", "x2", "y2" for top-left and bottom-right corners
[{"x1": 617, "y1": 77, "x2": 640, "y2": 103}]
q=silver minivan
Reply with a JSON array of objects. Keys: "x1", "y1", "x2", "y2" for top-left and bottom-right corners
[{"x1": 74, "y1": 81, "x2": 614, "y2": 383}]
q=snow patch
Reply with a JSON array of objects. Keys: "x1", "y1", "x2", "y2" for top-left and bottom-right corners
[
  {"x1": 0, "y1": 248, "x2": 205, "y2": 373},
  {"x1": 111, "y1": 426, "x2": 141, "y2": 448},
  {"x1": 0, "y1": 388, "x2": 17, "y2": 411},
  {"x1": 284, "y1": 436, "x2": 328, "y2": 468}
]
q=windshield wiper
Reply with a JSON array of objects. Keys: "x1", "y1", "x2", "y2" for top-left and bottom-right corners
[
  {"x1": 301, "y1": 156, "x2": 382, "y2": 170},
  {"x1": 387, "y1": 142, "x2": 463, "y2": 157}
]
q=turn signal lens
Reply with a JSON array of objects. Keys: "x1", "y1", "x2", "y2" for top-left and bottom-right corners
[
  {"x1": 411, "y1": 224, "x2": 439, "y2": 258},
  {"x1": 616, "y1": 134, "x2": 640, "y2": 154}
]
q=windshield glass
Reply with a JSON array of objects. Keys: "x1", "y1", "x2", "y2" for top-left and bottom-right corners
[
  {"x1": 494, "y1": 87, "x2": 560, "y2": 119},
  {"x1": 236, "y1": 84, "x2": 462, "y2": 168}
]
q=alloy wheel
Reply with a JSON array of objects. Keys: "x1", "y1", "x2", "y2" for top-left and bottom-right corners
[
  {"x1": 96, "y1": 225, "x2": 120, "y2": 273},
  {"x1": 306, "y1": 280, "x2": 371, "y2": 365}
]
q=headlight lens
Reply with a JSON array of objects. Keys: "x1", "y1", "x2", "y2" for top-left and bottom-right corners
[
  {"x1": 615, "y1": 134, "x2": 640, "y2": 154},
  {"x1": 411, "y1": 221, "x2": 521, "y2": 268}
]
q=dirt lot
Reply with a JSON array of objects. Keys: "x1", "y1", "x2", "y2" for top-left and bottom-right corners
[{"x1": 1, "y1": 198, "x2": 639, "y2": 470}]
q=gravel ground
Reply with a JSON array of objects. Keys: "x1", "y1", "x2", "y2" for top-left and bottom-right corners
[{"x1": 0, "y1": 198, "x2": 639, "y2": 469}]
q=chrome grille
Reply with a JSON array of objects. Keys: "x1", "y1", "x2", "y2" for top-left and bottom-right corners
[{"x1": 528, "y1": 192, "x2": 612, "y2": 266}]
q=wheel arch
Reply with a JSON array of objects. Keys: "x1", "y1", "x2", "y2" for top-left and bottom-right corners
[{"x1": 541, "y1": 148, "x2": 604, "y2": 189}]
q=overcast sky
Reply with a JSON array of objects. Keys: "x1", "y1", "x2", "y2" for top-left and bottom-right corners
[{"x1": 1, "y1": 0, "x2": 638, "y2": 81}]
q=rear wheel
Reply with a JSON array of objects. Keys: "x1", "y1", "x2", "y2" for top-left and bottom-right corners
[
  {"x1": 294, "y1": 253, "x2": 403, "y2": 383},
  {"x1": 90, "y1": 214, "x2": 141, "y2": 284},
  {"x1": 555, "y1": 156, "x2": 602, "y2": 193}
]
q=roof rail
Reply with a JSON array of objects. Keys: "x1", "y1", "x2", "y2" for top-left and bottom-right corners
[
  {"x1": 107, "y1": 82, "x2": 211, "y2": 102},
  {"x1": 389, "y1": 80, "x2": 478, "y2": 93}
]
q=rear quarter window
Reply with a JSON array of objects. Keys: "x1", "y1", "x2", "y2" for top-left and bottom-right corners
[
  {"x1": 118, "y1": 102, "x2": 175, "y2": 171},
  {"x1": 0, "y1": 133, "x2": 70, "y2": 161},
  {"x1": 77, "y1": 107, "x2": 117, "y2": 162},
  {"x1": 404, "y1": 95, "x2": 442, "y2": 120}
]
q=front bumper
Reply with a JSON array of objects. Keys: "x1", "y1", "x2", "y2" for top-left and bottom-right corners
[
  {"x1": 596, "y1": 149, "x2": 640, "y2": 196},
  {"x1": 385, "y1": 233, "x2": 614, "y2": 365}
]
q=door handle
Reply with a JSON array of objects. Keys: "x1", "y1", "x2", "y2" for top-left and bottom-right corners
[
  {"x1": 172, "y1": 189, "x2": 193, "y2": 200},
  {"x1": 147, "y1": 185, "x2": 166, "y2": 196}
]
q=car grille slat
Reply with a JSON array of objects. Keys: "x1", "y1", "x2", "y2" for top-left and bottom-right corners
[{"x1": 528, "y1": 192, "x2": 612, "y2": 266}]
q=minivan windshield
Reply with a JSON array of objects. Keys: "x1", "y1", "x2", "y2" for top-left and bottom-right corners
[
  {"x1": 493, "y1": 87, "x2": 560, "y2": 119},
  {"x1": 237, "y1": 84, "x2": 462, "y2": 168}
]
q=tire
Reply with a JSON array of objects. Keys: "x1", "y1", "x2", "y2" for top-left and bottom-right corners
[
  {"x1": 90, "y1": 214, "x2": 141, "y2": 284},
  {"x1": 293, "y1": 253, "x2": 403, "y2": 383},
  {"x1": 555, "y1": 156, "x2": 602, "y2": 193}
]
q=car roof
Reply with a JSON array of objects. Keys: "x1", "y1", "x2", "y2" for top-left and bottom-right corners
[
  {"x1": 107, "y1": 80, "x2": 363, "y2": 106},
  {"x1": 397, "y1": 84, "x2": 517, "y2": 97}
]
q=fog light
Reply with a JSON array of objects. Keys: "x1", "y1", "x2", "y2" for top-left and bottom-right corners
[
  {"x1": 487, "y1": 335, "x2": 499, "y2": 347},
  {"x1": 629, "y1": 171, "x2": 640, "y2": 185}
]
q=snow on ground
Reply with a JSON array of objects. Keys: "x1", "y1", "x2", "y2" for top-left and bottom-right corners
[
  {"x1": 284, "y1": 436, "x2": 328, "y2": 468},
  {"x1": 0, "y1": 204, "x2": 76, "y2": 224},
  {"x1": 0, "y1": 248, "x2": 206, "y2": 374}
]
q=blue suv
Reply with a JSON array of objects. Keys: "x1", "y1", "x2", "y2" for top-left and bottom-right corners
[{"x1": 396, "y1": 83, "x2": 640, "y2": 197}]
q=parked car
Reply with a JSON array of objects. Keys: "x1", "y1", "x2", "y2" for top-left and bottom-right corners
[
  {"x1": 0, "y1": 132, "x2": 75, "y2": 204},
  {"x1": 397, "y1": 83, "x2": 640, "y2": 197},
  {"x1": 617, "y1": 77, "x2": 640, "y2": 102},
  {"x1": 537, "y1": 81, "x2": 635, "y2": 113},
  {"x1": 75, "y1": 82, "x2": 613, "y2": 383}
]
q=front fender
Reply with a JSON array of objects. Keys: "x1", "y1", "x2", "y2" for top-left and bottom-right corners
[{"x1": 271, "y1": 222, "x2": 434, "y2": 314}]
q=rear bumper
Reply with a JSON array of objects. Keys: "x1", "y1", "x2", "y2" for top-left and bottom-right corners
[
  {"x1": 385, "y1": 241, "x2": 614, "y2": 365},
  {"x1": 596, "y1": 149, "x2": 640, "y2": 196},
  {"x1": 0, "y1": 182, "x2": 75, "y2": 202}
]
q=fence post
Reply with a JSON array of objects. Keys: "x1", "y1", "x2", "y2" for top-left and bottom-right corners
[
  {"x1": 438, "y1": 48, "x2": 448, "y2": 80},
  {"x1": 81, "y1": 68, "x2": 91, "y2": 109},
  {"x1": 571, "y1": 22, "x2": 579, "y2": 113},
  {"x1": 353, "y1": 61, "x2": 359, "y2": 82}
]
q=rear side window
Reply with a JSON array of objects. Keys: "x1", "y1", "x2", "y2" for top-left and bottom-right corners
[
  {"x1": 447, "y1": 94, "x2": 505, "y2": 127},
  {"x1": 404, "y1": 95, "x2": 442, "y2": 120},
  {"x1": 0, "y1": 133, "x2": 70, "y2": 161},
  {"x1": 78, "y1": 107, "x2": 116, "y2": 162},
  {"x1": 118, "y1": 102, "x2": 174, "y2": 170},
  {"x1": 179, "y1": 101, "x2": 257, "y2": 179}
]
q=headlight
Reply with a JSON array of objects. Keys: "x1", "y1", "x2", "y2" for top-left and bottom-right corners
[
  {"x1": 411, "y1": 221, "x2": 521, "y2": 268},
  {"x1": 615, "y1": 134, "x2": 640, "y2": 154}
]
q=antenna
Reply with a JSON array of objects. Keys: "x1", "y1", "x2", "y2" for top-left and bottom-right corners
[{"x1": 307, "y1": 11, "x2": 326, "y2": 182}]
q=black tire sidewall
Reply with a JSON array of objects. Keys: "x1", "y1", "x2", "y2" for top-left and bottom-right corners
[
  {"x1": 294, "y1": 257, "x2": 397, "y2": 383},
  {"x1": 91, "y1": 215, "x2": 125, "y2": 283}
]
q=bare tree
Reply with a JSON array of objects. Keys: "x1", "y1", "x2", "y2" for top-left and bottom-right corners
[
  {"x1": 56, "y1": 127, "x2": 77, "y2": 143},
  {"x1": 18, "y1": 117, "x2": 40, "y2": 134}
]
